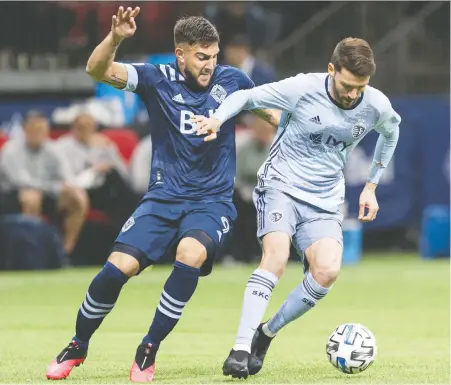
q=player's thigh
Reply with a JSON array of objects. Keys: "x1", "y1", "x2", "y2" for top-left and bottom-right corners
[
  {"x1": 293, "y1": 204, "x2": 343, "y2": 275},
  {"x1": 177, "y1": 201, "x2": 237, "y2": 276},
  {"x1": 112, "y1": 198, "x2": 180, "y2": 273}
]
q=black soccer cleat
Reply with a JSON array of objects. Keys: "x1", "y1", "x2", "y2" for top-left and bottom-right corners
[
  {"x1": 248, "y1": 323, "x2": 275, "y2": 375},
  {"x1": 223, "y1": 349, "x2": 249, "y2": 379}
]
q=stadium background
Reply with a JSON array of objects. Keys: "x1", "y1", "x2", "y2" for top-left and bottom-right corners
[{"x1": 0, "y1": 2, "x2": 449, "y2": 384}]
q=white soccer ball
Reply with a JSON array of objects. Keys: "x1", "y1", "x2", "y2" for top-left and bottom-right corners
[{"x1": 326, "y1": 323, "x2": 377, "y2": 374}]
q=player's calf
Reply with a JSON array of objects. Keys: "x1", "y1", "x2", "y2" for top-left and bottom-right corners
[
  {"x1": 254, "y1": 239, "x2": 341, "y2": 349},
  {"x1": 46, "y1": 254, "x2": 136, "y2": 380},
  {"x1": 138, "y1": 235, "x2": 207, "y2": 354},
  {"x1": 232, "y1": 232, "x2": 289, "y2": 354}
]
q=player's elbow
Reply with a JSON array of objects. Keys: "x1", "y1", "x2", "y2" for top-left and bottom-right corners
[
  {"x1": 85, "y1": 64, "x2": 101, "y2": 81},
  {"x1": 85, "y1": 60, "x2": 107, "y2": 82}
]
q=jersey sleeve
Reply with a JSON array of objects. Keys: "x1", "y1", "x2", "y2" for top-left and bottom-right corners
[
  {"x1": 213, "y1": 74, "x2": 304, "y2": 124},
  {"x1": 246, "y1": 74, "x2": 305, "y2": 112},
  {"x1": 374, "y1": 106, "x2": 401, "y2": 137},
  {"x1": 367, "y1": 98, "x2": 401, "y2": 184},
  {"x1": 232, "y1": 69, "x2": 255, "y2": 90},
  {"x1": 123, "y1": 63, "x2": 160, "y2": 96}
]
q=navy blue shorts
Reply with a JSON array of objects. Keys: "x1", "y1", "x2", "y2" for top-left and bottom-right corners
[{"x1": 112, "y1": 196, "x2": 237, "y2": 276}]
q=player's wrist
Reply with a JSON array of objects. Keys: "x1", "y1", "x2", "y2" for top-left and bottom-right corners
[
  {"x1": 363, "y1": 182, "x2": 377, "y2": 192},
  {"x1": 214, "y1": 117, "x2": 222, "y2": 129},
  {"x1": 212, "y1": 115, "x2": 223, "y2": 128},
  {"x1": 110, "y1": 31, "x2": 125, "y2": 47}
]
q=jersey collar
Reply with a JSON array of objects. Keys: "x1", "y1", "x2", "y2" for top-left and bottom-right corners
[
  {"x1": 170, "y1": 61, "x2": 186, "y2": 83},
  {"x1": 325, "y1": 74, "x2": 364, "y2": 110}
]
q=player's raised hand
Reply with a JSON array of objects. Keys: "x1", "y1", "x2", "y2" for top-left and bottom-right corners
[
  {"x1": 192, "y1": 115, "x2": 221, "y2": 142},
  {"x1": 111, "y1": 6, "x2": 140, "y2": 43},
  {"x1": 358, "y1": 185, "x2": 379, "y2": 222}
]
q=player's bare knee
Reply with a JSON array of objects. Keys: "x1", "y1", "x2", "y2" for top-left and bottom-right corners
[
  {"x1": 306, "y1": 238, "x2": 342, "y2": 287},
  {"x1": 310, "y1": 255, "x2": 342, "y2": 286},
  {"x1": 108, "y1": 252, "x2": 140, "y2": 277},
  {"x1": 176, "y1": 237, "x2": 207, "y2": 268},
  {"x1": 311, "y1": 263, "x2": 341, "y2": 287}
]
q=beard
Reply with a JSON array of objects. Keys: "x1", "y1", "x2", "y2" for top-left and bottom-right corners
[
  {"x1": 331, "y1": 76, "x2": 356, "y2": 107},
  {"x1": 184, "y1": 66, "x2": 212, "y2": 91}
]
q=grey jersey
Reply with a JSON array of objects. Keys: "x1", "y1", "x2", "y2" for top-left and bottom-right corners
[{"x1": 216, "y1": 73, "x2": 401, "y2": 212}]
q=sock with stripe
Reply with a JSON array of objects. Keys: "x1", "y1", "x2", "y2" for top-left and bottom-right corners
[
  {"x1": 74, "y1": 261, "x2": 129, "y2": 348},
  {"x1": 264, "y1": 272, "x2": 329, "y2": 336},
  {"x1": 233, "y1": 268, "x2": 279, "y2": 352},
  {"x1": 142, "y1": 261, "x2": 200, "y2": 349}
]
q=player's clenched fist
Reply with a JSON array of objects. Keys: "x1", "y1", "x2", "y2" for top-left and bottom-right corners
[
  {"x1": 358, "y1": 186, "x2": 379, "y2": 222},
  {"x1": 111, "y1": 6, "x2": 141, "y2": 44}
]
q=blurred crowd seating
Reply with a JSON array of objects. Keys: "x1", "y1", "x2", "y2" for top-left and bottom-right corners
[{"x1": 0, "y1": 108, "x2": 276, "y2": 269}]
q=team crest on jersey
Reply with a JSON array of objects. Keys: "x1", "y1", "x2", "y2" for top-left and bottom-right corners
[
  {"x1": 121, "y1": 217, "x2": 135, "y2": 232},
  {"x1": 352, "y1": 119, "x2": 366, "y2": 138},
  {"x1": 269, "y1": 211, "x2": 283, "y2": 223},
  {"x1": 210, "y1": 84, "x2": 227, "y2": 104},
  {"x1": 309, "y1": 132, "x2": 323, "y2": 145}
]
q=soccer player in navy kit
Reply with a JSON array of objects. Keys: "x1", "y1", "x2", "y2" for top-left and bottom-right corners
[{"x1": 46, "y1": 6, "x2": 280, "y2": 383}]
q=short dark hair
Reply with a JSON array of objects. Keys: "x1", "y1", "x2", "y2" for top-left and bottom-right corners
[
  {"x1": 174, "y1": 16, "x2": 220, "y2": 46},
  {"x1": 330, "y1": 37, "x2": 376, "y2": 77}
]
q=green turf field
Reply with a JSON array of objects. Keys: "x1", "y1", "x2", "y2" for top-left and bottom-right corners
[{"x1": 0, "y1": 253, "x2": 449, "y2": 384}]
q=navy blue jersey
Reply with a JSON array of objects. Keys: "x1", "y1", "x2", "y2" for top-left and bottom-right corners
[{"x1": 124, "y1": 62, "x2": 254, "y2": 202}]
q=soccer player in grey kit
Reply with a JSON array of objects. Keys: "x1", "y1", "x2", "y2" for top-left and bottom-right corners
[{"x1": 194, "y1": 37, "x2": 401, "y2": 379}]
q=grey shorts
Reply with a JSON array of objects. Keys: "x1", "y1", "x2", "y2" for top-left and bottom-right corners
[{"x1": 253, "y1": 187, "x2": 343, "y2": 255}]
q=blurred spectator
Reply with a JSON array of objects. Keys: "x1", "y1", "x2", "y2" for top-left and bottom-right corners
[
  {"x1": 55, "y1": 113, "x2": 136, "y2": 224},
  {"x1": 224, "y1": 34, "x2": 276, "y2": 86},
  {"x1": 0, "y1": 111, "x2": 88, "y2": 254},
  {"x1": 205, "y1": 2, "x2": 281, "y2": 52},
  {"x1": 233, "y1": 114, "x2": 276, "y2": 262},
  {"x1": 130, "y1": 135, "x2": 152, "y2": 196}
]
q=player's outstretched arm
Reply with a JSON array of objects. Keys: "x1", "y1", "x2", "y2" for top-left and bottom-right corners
[
  {"x1": 250, "y1": 109, "x2": 282, "y2": 129},
  {"x1": 86, "y1": 6, "x2": 140, "y2": 89},
  {"x1": 194, "y1": 77, "x2": 301, "y2": 141},
  {"x1": 359, "y1": 106, "x2": 401, "y2": 222}
]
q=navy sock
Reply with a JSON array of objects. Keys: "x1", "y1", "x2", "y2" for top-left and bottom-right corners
[
  {"x1": 142, "y1": 261, "x2": 200, "y2": 348},
  {"x1": 74, "y1": 261, "x2": 129, "y2": 346}
]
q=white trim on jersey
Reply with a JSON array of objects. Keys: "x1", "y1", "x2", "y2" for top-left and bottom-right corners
[
  {"x1": 168, "y1": 67, "x2": 177, "y2": 81},
  {"x1": 159, "y1": 64, "x2": 168, "y2": 78},
  {"x1": 123, "y1": 63, "x2": 138, "y2": 92}
]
